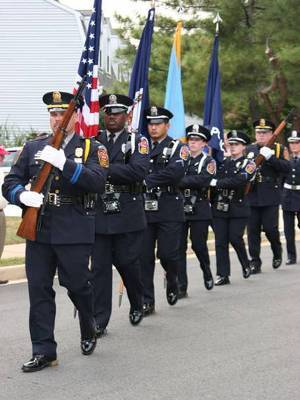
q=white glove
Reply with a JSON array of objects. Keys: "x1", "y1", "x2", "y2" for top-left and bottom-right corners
[
  {"x1": 210, "y1": 179, "x2": 217, "y2": 187},
  {"x1": 39, "y1": 145, "x2": 66, "y2": 171},
  {"x1": 20, "y1": 191, "x2": 44, "y2": 207},
  {"x1": 259, "y1": 146, "x2": 274, "y2": 160}
]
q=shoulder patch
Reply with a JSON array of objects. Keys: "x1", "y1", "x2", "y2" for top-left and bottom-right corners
[
  {"x1": 179, "y1": 145, "x2": 190, "y2": 161},
  {"x1": 245, "y1": 160, "x2": 256, "y2": 175},
  {"x1": 138, "y1": 136, "x2": 149, "y2": 155},
  {"x1": 97, "y1": 146, "x2": 109, "y2": 168},
  {"x1": 206, "y1": 160, "x2": 216, "y2": 175}
]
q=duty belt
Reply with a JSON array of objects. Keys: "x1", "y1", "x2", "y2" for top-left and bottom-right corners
[
  {"x1": 105, "y1": 183, "x2": 143, "y2": 194},
  {"x1": 47, "y1": 193, "x2": 73, "y2": 206},
  {"x1": 284, "y1": 183, "x2": 300, "y2": 190},
  {"x1": 151, "y1": 186, "x2": 180, "y2": 194},
  {"x1": 183, "y1": 188, "x2": 208, "y2": 199},
  {"x1": 256, "y1": 174, "x2": 279, "y2": 184}
]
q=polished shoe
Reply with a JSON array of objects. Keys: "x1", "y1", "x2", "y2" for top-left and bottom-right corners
[
  {"x1": 242, "y1": 265, "x2": 251, "y2": 279},
  {"x1": 143, "y1": 303, "x2": 155, "y2": 317},
  {"x1": 286, "y1": 259, "x2": 296, "y2": 265},
  {"x1": 95, "y1": 325, "x2": 107, "y2": 338},
  {"x1": 166, "y1": 287, "x2": 178, "y2": 306},
  {"x1": 250, "y1": 260, "x2": 261, "y2": 274},
  {"x1": 215, "y1": 276, "x2": 230, "y2": 286},
  {"x1": 272, "y1": 257, "x2": 282, "y2": 269},
  {"x1": 204, "y1": 278, "x2": 214, "y2": 290},
  {"x1": 0, "y1": 280, "x2": 8, "y2": 285},
  {"x1": 22, "y1": 355, "x2": 58, "y2": 373},
  {"x1": 178, "y1": 289, "x2": 188, "y2": 299},
  {"x1": 81, "y1": 336, "x2": 97, "y2": 356},
  {"x1": 129, "y1": 309, "x2": 143, "y2": 326}
]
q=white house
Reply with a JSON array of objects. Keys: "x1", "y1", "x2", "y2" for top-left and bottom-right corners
[{"x1": 0, "y1": 0, "x2": 123, "y2": 133}]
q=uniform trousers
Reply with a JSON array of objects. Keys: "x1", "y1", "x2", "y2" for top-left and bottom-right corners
[
  {"x1": 247, "y1": 206, "x2": 282, "y2": 263},
  {"x1": 91, "y1": 231, "x2": 144, "y2": 329},
  {"x1": 178, "y1": 220, "x2": 211, "y2": 291},
  {"x1": 25, "y1": 241, "x2": 94, "y2": 358},
  {"x1": 213, "y1": 217, "x2": 249, "y2": 277},
  {"x1": 0, "y1": 210, "x2": 6, "y2": 259},
  {"x1": 283, "y1": 210, "x2": 300, "y2": 261},
  {"x1": 141, "y1": 221, "x2": 182, "y2": 304}
]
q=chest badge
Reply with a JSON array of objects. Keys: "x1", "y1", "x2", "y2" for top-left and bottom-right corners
[{"x1": 75, "y1": 147, "x2": 83, "y2": 158}]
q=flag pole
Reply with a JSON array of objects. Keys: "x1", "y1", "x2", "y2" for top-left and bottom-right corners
[
  {"x1": 213, "y1": 12, "x2": 222, "y2": 35},
  {"x1": 151, "y1": 0, "x2": 155, "y2": 8}
]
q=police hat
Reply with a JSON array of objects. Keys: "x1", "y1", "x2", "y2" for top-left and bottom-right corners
[
  {"x1": 253, "y1": 118, "x2": 275, "y2": 132},
  {"x1": 288, "y1": 130, "x2": 300, "y2": 143},
  {"x1": 42, "y1": 91, "x2": 82, "y2": 112},
  {"x1": 99, "y1": 94, "x2": 133, "y2": 114},
  {"x1": 227, "y1": 130, "x2": 250, "y2": 145},
  {"x1": 186, "y1": 124, "x2": 211, "y2": 141},
  {"x1": 144, "y1": 106, "x2": 173, "y2": 124}
]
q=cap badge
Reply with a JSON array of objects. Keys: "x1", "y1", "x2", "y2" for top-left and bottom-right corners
[
  {"x1": 52, "y1": 91, "x2": 62, "y2": 103},
  {"x1": 109, "y1": 94, "x2": 117, "y2": 104},
  {"x1": 192, "y1": 124, "x2": 199, "y2": 133},
  {"x1": 260, "y1": 118, "x2": 266, "y2": 127},
  {"x1": 292, "y1": 130, "x2": 297, "y2": 138},
  {"x1": 150, "y1": 106, "x2": 158, "y2": 116},
  {"x1": 232, "y1": 130, "x2": 237, "y2": 138}
]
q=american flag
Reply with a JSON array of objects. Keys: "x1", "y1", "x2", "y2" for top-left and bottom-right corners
[{"x1": 74, "y1": 0, "x2": 102, "y2": 137}]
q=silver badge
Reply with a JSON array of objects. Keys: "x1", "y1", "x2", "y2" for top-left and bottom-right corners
[
  {"x1": 292, "y1": 130, "x2": 297, "y2": 138},
  {"x1": 150, "y1": 106, "x2": 158, "y2": 116},
  {"x1": 232, "y1": 130, "x2": 237, "y2": 138},
  {"x1": 192, "y1": 124, "x2": 199, "y2": 133},
  {"x1": 109, "y1": 94, "x2": 117, "y2": 104}
]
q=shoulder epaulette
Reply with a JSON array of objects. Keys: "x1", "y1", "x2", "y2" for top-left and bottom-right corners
[{"x1": 29, "y1": 132, "x2": 51, "y2": 142}]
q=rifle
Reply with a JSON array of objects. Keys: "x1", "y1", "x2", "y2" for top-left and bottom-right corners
[
  {"x1": 17, "y1": 78, "x2": 87, "y2": 240},
  {"x1": 244, "y1": 109, "x2": 295, "y2": 195}
]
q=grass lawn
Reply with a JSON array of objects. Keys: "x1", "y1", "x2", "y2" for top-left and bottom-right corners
[
  {"x1": 0, "y1": 257, "x2": 25, "y2": 267},
  {"x1": 5, "y1": 217, "x2": 25, "y2": 245}
]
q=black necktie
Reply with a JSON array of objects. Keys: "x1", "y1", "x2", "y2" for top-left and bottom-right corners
[
  {"x1": 107, "y1": 132, "x2": 115, "y2": 153},
  {"x1": 152, "y1": 141, "x2": 158, "y2": 151}
]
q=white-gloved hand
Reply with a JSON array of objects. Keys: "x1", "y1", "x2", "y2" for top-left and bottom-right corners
[
  {"x1": 39, "y1": 145, "x2": 66, "y2": 171},
  {"x1": 19, "y1": 191, "x2": 44, "y2": 207},
  {"x1": 210, "y1": 178, "x2": 217, "y2": 187},
  {"x1": 259, "y1": 146, "x2": 274, "y2": 160}
]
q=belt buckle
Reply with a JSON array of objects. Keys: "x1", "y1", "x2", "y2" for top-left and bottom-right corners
[
  {"x1": 184, "y1": 189, "x2": 191, "y2": 197},
  {"x1": 48, "y1": 193, "x2": 60, "y2": 207},
  {"x1": 105, "y1": 183, "x2": 114, "y2": 194},
  {"x1": 292, "y1": 185, "x2": 297, "y2": 190}
]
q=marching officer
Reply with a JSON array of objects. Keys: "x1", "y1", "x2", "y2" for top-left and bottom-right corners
[
  {"x1": 282, "y1": 130, "x2": 300, "y2": 265},
  {"x1": 140, "y1": 106, "x2": 190, "y2": 316},
  {"x1": 246, "y1": 119, "x2": 290, "y2": 273},
  {"x1": 92, "y1": 94, "x2": 150, "y2": 335},
  {"x1": 177, "y1": 125, "x2": 215, "y2": 298},
  {"x1": 211, "y1": 131, "x2": 256, "y2": 285},
  {"x1": 2, "y1": 91, "x2": 108, "y2": 372}
]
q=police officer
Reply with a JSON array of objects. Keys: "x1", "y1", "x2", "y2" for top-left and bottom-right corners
[
  {"x1": 246, "y1": 119, "x2": 290, "y2": 273},
  {"x1": 2, "y1": 91, "x2": 108, "y2": 372},
  {"x1": 177, "y1": 125, "x2": 215, "y2": 297},
  {"x1": 140, "y1": 106, "x2": 189, "y2": 315},
  {"x1": 282, "y1": 130, "x2": 300, "y2": 265},
  {"x1": 92, "y1": 94, "x2": 150, "y2": 335},
  {"x1": 211, "y1": 131, "x2": 256, "y2": 285}
]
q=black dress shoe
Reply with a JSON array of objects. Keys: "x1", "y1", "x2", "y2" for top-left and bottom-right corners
[
  {"x1": 143, "y1": 303, "x2": 155, "y2": 316},
  {"x1": 95, "y1": 325, "x2": 107, "y2": 338},
  {"x1": 22, "y1": 355, "x2": 58, "y2": 373},
  {"x1": 215, "y1": 276, "x2": 230, "y2": 286},
  {"x1": 250, "y1": 260, "x2": 261, "y2": 274},
  {"x1": 166, "y1": 286, "x2": 178, "y2": 306},
  {"x1": 286, "y1": 259, "x2": 296, "y2": 265},
  {"x1": 81, "y1": 336, "x2": 97, "y2": 356},
  {"x1": 272, "y1": 257, "x2": 282, "y2": 269},
  {"x1": 204, "y1": 278, "x2": 214, "y2": 290},
  {"x1": 129, "y1": 309, "x2": 143, "y2": 326},
  {"x1": 0, "y1": 280, "x2": 8, "y2": 285},
  {"x1": 178, "y1": 289, "x2": 188, "y2": 299},
  {"x1": 242, "y1": 265, "x2": 251, "y2": 279}
]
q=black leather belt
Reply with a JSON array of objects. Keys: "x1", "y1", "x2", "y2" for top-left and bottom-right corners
[
  {"x1": 47, "y1": 193, "x2": 73, "y2": 206},
  {"x1": 105, "y1": 183, "x2": 144, "y2": 194},
  {"x1": 182, "y1": 188, "x2": 208, "y2": 198},
  {"x1": 152, "y1": 186, "x2": 180, "y2": 194}
]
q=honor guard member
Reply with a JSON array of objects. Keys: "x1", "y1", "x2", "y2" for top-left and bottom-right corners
[
  {"x1": 282, "y1": 130, "x2": 300, "y2": 265},
  {"x1": 92, "y1": 94, "x2": 150, "y2": 335},
  {"x1": 140, "y1": 106, "x2": 190, "y2": 315},
  {"x1": 211, "y1": 131, "x2": 256, "y2": 285},
  {"x1": 177, "y1": 125, "x2": 215, "y2": 298},
  {"x1": 246, "y1": 119, "x2": 290, "y2": 274},
  {"x1": 2, "y1": 91, "x2": 108, "y2": 372}
]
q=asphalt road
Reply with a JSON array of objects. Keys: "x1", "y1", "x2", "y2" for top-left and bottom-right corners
[{"x1": 1, "y1": 245, "x2": 300, "y2": 400}]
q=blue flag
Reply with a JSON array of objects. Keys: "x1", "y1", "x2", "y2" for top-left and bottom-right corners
[
  {"x1": 203, "y1": 35, "x2": 224, "y2": 163},
  {"x1": 164, "y1": 21, "x2": 185, "y2": 139},
  {"x1": 128, "y1": 7, "x2": 155, "y2": 135}
]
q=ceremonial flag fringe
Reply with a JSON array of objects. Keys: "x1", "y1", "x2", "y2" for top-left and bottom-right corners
[
  {"x1": 203, "y1": 34, "x2": 224, "y2": 163},
  {"x1": 128, "y1": 7, "x2": 155, "y2": 135},
  {"x1": 74, "y1": 0, "x2": 102, "y2": 137},
  {"x1": 164, "y1": 21, "x2": 185, "y2": 140}
]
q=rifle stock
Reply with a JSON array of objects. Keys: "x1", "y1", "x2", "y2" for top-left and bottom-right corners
[
  {"x1": 244, "y1": 110, "x2": 295, "y2": 195},
  {"x1": 17, "y1": 78, "x2": 86, "y2": 240}
]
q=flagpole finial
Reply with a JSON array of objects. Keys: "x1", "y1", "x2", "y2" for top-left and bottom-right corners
[
  {"x1": 213, "y1": 12, "x2": 222, "y2": 35},
  {"x1": 177, "y1": 0, "x2": 184, "y2": 17},
  {"x1": 151, "y1": 0, "x2": 155, "y2": 8}
]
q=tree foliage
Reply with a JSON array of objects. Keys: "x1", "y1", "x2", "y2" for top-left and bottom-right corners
[{"x1": 112, "y1": 0, "x2": 300, "y2": 132}]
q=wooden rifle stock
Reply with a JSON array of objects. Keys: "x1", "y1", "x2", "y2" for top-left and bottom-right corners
[
  {"x1": 17, "y1": 78, "x2": 87, "y2": 241},
  {"x1": 244, "y1": 109, "x2": 295, "y2": 195}
]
